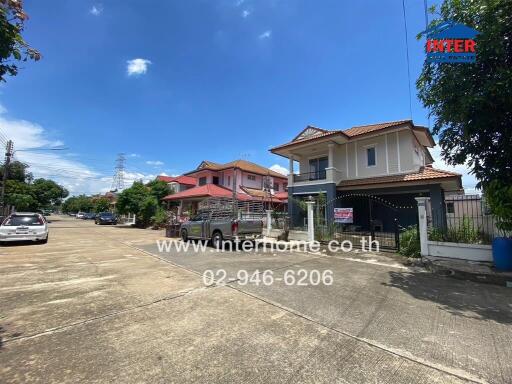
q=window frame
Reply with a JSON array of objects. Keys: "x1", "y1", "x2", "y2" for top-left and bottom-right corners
[
  {"x1": 365, "y1": 145, "x2": 377, "y2": 167},
  {"x1": 308, "y1": 156, "x2": 328, "y2": 180}
]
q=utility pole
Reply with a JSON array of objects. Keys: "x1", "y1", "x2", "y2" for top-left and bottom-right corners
[
  {"x1": 0, "y1": 140, "x2": 14, "y2": 215},
  {"x1": 232, "y1": 167, "x2": 238, "y2": 218}
]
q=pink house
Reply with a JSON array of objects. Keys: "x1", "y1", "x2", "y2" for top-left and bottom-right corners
[{"x1": 161, "y1": 159, "x2": 288, "y2": 218}]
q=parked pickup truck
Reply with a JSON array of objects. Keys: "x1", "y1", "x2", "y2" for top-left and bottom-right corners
[{"x1": 180, "y1": 210, "x2": 263, "y2": 248}]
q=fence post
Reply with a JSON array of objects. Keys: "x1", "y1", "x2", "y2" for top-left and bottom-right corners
[
  {"x1": 266, "y1": 210, "x2": 273, "y2": 237},
  {"x1": 415, "y1": 197, "x2": 430, "y2": 257},
  {"x1": 306, "y1": 201, "x2": 315, "y2": 242},
  {"x1": 394, "y1": 218, "x2": 400, "y2": 251}
]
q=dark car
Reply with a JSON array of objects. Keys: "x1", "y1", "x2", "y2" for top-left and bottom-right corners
[
  {"x1": 95, "y1": 212, "x2": 117, "y2": 225},
  {"x1": 82, "y1": 212, "x2": 97, "y2": 220}
]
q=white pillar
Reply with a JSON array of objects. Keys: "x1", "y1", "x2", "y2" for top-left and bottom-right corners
[
  {"x1": 327, "y1": 143, "x2": 334, "y2": 168},
  {"x1": 306, "y1": 201, "x2": 315, "y2": 242},
  {"x1": 289, "y1": 155, "x2": 294, "y2": 175},
  {"x1": 415, "y1": 197, "x2": 430, "y2": 257},
  {"x1": 266, "y1": 210, "x2": 273, "y2": 237}
]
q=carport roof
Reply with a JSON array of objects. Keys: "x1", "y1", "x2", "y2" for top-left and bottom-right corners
[
  {"x1": 162, "y1": 184, "x2": 252, "y2": 201},
  {"x1": 337, "y1": 166, "x2": 462, "y2": 190}
]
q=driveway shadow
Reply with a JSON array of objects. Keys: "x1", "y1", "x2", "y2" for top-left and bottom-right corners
[
  {"x1": 384, "y1": 270, "x2": 512, "y2": 325},
  {"x1": 0, "y1": 326, "x2": 4, "y2": 349},
  {"x1": 0, "y1": 241, "x2": 45, "y2": 247}
]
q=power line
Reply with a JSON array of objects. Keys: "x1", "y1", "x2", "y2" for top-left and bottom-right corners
[{"x1": 402, "y1": 0, "x2": 413, "y2": 119}]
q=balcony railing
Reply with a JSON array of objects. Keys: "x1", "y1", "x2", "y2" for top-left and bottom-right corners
[{"x1": 292, "y1": 170, "x2": 327, "y2": 182}]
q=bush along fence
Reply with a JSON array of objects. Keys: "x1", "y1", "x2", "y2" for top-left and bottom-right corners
[{"x1": 417, "y1": 195, "x2": 497, "y2": 262}]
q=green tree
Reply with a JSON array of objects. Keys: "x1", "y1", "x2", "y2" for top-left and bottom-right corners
[
  {"x1": 116, "y1": 182, "x2": 153, "y2": 227},
  {"x1": 62, "y1": 195, "x2": 93, "y2": 213},
  {"x1": 417, "y1": 0, "x2": 512, "y2": 228},
  {"x1": 139, "y1": 195, "x2": 159, "y2": 227},
  {"x1": 31, "y1": 178, "x2": 69, "y2": 208},
  {"x1": 94, "y1": 197, "x2": 111, "y2": 213},
  {"x1": 146, "y1": 179, "x2": 171, "y2": 204},
  {"x1": 4, "y1": 179, "x2": 37, "y2": 211},
  {"x1": 0, "y1": 161, "x2": 32, "y2": 182},
  {"x1": 0, "y1": 0, "x2": 41, "y2": 82}
]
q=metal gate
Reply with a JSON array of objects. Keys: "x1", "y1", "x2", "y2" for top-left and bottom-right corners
[{"x1": 315, "y1": 193, "x2": 418, "y2": 251}]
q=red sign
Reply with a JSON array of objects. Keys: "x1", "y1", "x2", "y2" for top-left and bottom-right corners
[{"x1": 334, "y1": 208, "x2": 353, "y2": 224}]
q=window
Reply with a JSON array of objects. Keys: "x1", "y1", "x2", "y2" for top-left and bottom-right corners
[
  {"x1": 212, "y1": 176, "x2": 219, "y2": 185},
  {"x1": 274, "y1": 183, "x2": 279, "y2": 191},
  {"x1": 226, "y1": 176, "x2": 231, "y2": 186},
  {"x1": 367, "y1": 147, "x2": 376, "y2": 167},
  {"x1": 446, "y1": 202, "x2": 455, "y2": 214},
  {"x1": 308, "y1": 157, "x2": 328, "y2": 180},
  {"x1": 247, "y1": 174, "x2": 256, "y2": 181},
  {"x1": 198, "y1": 177, "x2": 207, "y2": 186}
]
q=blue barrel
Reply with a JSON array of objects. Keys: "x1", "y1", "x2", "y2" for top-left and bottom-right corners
[{"x1": 492, "y1": 237, "x2": 512, "y2": 271}]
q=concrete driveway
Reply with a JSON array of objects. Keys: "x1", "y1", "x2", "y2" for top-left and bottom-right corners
[{"x1": 1, "y1": 216, "x2": 511, "y2": 383}]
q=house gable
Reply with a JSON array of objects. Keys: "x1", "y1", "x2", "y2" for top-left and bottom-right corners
[{"x1": 292, "y1": 126, "x2": 330, "y2": 141}]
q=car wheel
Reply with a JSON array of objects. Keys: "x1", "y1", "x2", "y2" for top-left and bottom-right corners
[
  {"x1": 40, "y1": 235, "x2": 48, "y2": 244},
  {"x1": 181, "y1": 229, "x2": 188, "y2": 242},
  {"x1": 211, "y1": 231, "x2": 223, "y2": 249}
]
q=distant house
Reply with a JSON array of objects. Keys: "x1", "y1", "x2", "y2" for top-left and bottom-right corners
[
  {"x1": 156, "y1": 175, "x2": 197, "y2": 193},
  {"x1": 270, "y1": 119, "x2": 463, "y2": 230},
  {"x1": 161, "y1": 159, "x2": 288, "y2": 219}
]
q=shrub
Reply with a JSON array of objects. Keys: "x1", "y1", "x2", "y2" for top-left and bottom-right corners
[
  {"x1": 485, "y1": 180, "x2": 512, "y2": 237},
  {"x1": 399, "y1": 226, "x2": 420, "y2": 258},
  {"x1": 151, "y1": 208, "x2": 169, "y2": 229},
  {"x1": 428, "y1": 217, "x2": 486, "y2": 244}
]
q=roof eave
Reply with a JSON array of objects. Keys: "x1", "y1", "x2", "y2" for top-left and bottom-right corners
[{"x1": 270, "y1": 131, "x2": 349, "y2": 156}]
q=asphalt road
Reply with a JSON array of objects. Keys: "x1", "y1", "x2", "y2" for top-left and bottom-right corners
[{"x1": 0, "y1": 216, "x2": 511, "y2": 384}]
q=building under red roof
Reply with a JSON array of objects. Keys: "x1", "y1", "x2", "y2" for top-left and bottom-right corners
[{"x1": 157, "y1": 175, "x2": 197, "y2": 186}]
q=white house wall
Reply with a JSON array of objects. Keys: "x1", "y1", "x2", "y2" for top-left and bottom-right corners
[{"x1": 292, "y1": 129, "x2": 422, "y2": 183}]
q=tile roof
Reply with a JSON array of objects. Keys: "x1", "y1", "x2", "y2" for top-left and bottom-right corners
[
  {"x1": 339, "y1": 167, "x2": 462, "y2": 188},
  {"x1": 240, "y1": 186, "x2": 288, "y2": 202},
  {"x1": 271, "y1": 120, "x2": 413, "y2": 151},
  {"x1": 342, "y1": 120, "x2": 411, "y2": 137},
  {"x1": 157, "y1": 175, "x2": 197, "y2": 186},
  {"x1": 273, "y1": 191, "x2": 288, "y2": 201},
  {"x1": 187, "y1": 159, "x2": 288, "y2": 179},
  {"x1": 162, "y1": 184, "x2": 252, "y2": 201}
]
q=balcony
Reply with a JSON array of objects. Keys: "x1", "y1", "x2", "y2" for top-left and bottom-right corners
[{"x1": 292, "y1": 170, "x2": 327, "y2": 183}]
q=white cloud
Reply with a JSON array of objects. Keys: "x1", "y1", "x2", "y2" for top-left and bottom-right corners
[
  {"x1": 242, "y1": 9, "x2": 251, "y2": 18},
  {"x1": 123, "y1": 171, "x2": 158, "y2": 186},
  {"x1": 146, "y1": 160, "x2": 164, "y2": 166},
  {"x1": 127, "y1": 153, "x2": 140, "y2": 158},
  {"x1": 0, "y1": 111, "x2": 157, "y2": 196},
  {"x1": 0, "y1": 103, "x2": 7, "y2": 114},
  {"x1": 258, "y1": 30, "x2": 272, "y2": 39},
  {"x1": 235, "y1": 0, "x2": 245, "y2": 6},
  {"x1": 269, "y1": 164, "x2": 288, "y2": 176},
  {"x1": 126, "y1": 58, "x2": 152, "y2": 76},
  {"x1": 89, "y1": 4, "x2": 103, "y2": 16},
  {"x1": 430, "y1": 147, "x2": 479, "y2": 194}
]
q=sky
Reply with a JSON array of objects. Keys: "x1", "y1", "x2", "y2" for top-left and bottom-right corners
[{"x1": 0, "y1": 0, "x2": 476, "y2": 195}]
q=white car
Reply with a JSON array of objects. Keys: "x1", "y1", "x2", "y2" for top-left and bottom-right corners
[
  {"x1": 0, "y1": 213, "x2": 49, "y2": 244},
  {"x1": 76, "y1": 212, "x2": 85, "y2": 219}
]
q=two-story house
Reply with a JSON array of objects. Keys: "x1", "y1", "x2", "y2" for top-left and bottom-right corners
[
  {"x1": 162, "y1": 159, "x2": 288, "y2": 218},
  {"x1": 270, "y1": 120, "x2": 462, "y2": 229}
]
